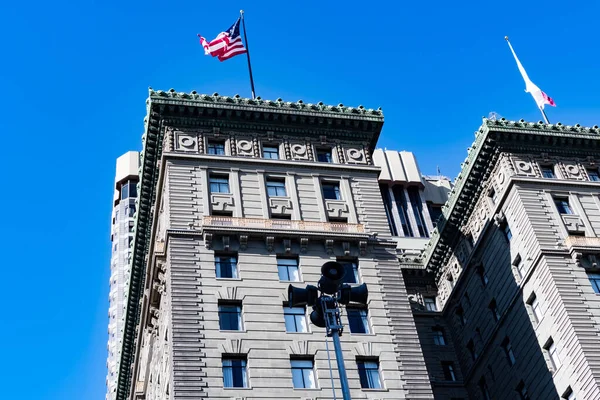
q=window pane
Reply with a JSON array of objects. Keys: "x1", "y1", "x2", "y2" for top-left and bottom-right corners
[
  {"x1": 263, "y1": 146, "x2": 279, "y2": 159},
  {"x1": 341, "y1": 262, "x2": 359, "y2": 284},
  {"x1": 323, "y1": 183, "x2": 341, "y2": 200},
  {"x1": 357, "y1": 361, "x2": 380, "y2": 389},
  {"x1": 219, "y1": 305, "x2": 242, "y2": 330},
  {"x1": 408, "y1": 187, "x2": 428, "y2": 237},
  {"x1": 542, "y1": 167, "x2": 556, "y2": 178},
  {"x1": 317, "y1": 150, "x2": 332, "y2": 163},
  {"x1": 267, "y1": 180, "x2": 287, "y2": 197},
  {"x1": 392, "y1": 187, "x2": 414, "y2": 237},
  {"x1": 347, "y1": 309, "x2": 369, "y2": 333},
  {"x1": 223, "y1": 358, "x2": 247, "y2": 388},
  {"x1": 284, "y1": 307, "x2": 307, "y2": 332},
  {"x1": 121, "y1": 183, "x2": 129, "y2": 200},
  {"x1": 208, "y1": 142, "x2": 225, "y2": 155},
  {"x1": 588, "y1": 272, "x2": 600, "y2": 293},
  {"x1": 216, "y1": 256, "x2": 238, "y2": 278},
  {"x1": 554, "y1": 199, "x2": 572, "y2": 214}
]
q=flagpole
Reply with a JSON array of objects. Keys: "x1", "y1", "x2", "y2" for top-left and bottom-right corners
[
  {"x1": 540, "y1": 107, "x2": 550, "y2": 124},
  {"x1": 240, "y1": 10, "x2": 256, "y2": 100}
]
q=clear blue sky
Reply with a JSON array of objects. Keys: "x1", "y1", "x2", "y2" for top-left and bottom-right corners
[{"x1": 0, "y1": 1, "x2": 598, "y2": 398}]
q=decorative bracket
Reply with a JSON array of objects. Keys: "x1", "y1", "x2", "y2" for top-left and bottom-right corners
[
  {"x1": 325, "y1": 239, "x2": 334, "y2": 255},
  {"x1": 342, "y1": 241, "x2": 350, "y2": 256},
  {"x1": 266, "y1": 236, "x2": 275, "y2": 253},
  {"x1": 204, "y1": 232, "x2": 213, "y2": 249},
  {"x1": 300, "y1": 237, "x2": 309, "y2": 253},
  {"x1": 359, "y1": 240, "x2": 367, "y2": 256},
  {"x1": 283, "y1": 239, "x2": 292, "y2": 254},
  {"x1": 239, "y1": 235, "x2": 248, "y2": 251},
  {"x1": 222, "y1": 235, "x2": 230, "y2": 252}
]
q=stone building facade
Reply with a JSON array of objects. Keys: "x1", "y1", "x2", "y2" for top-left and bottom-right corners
[
  {"x1": 409, "y1": 119, "x2": 600, "y2": 400},
  {"x1": 114, "y1": 89, "x2": 438, "y2": 400}
]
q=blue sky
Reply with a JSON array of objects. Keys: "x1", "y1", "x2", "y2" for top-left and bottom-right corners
[{"x1": 0, "y1": 1, "x2": 598, "y2": 398}]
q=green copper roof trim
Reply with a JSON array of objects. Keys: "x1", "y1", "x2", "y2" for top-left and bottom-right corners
[
  {"x1": 148, "y1": 87, "x2": 384, "y2": 120},
  {"x1": 421, "y1": 117, "x2": 600, "y2": 277}
]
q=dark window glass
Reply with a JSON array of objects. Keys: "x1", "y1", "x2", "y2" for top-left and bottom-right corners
[
  {"x1": 357, "y1": 360, "x2": 381, "y2": 389},
  {"x1": 442, "y1": 362, "x2": 456, "y2": 381},
  {"x1": 340, "y1": 261, "x2": 359, "y2": 284},
  {"x1": 322, "y1": 182, "x2": 341, "y2": 200},
  {"x1": 588, "y1": 272, "x2": 600, "y2": 293},
  {"x1": 588, "y1": 170, "x2": 600, "y2": 181},
  {"x1": 504, "y1": 224, "x2": 513, "y2": 241},
  {"x1": 215, "y1": 255, "x2": 238, "y2": 279},
  {"x1": 489, "y1": 299, "x2": 501, "y2": 322},
  {"x1": 380, "y1": 184, "x2": 399, "y2": 236},
  {"x1": 263, "y1": 146, "x2": 279, "y2": 159},
  {"x1": 316, "y1": 148, "x2": 333, "y2": 163},
  {"x1": 222, "y1": 357, "x2": 247, "y2": 388},
  {"x1": 208, "y1": 142, "x2": 225, "y2": 155},
  {"x1": 433, "y1": 327, "x2": 446, "y2": 345},
  {"x1": 542, "y1": 165, "x2": 556, "y2": 178},
  {"x1": 479, "y1": 377, "x2": 491, "y2": 400},
  {"x1": 554, "y1": 198, "x2": 573, "y2": 214},
  {"x1": 284, "y1": 306, "x2": 307, "y2": 332},
  {"x1": 424, "y1": 297, "x2": 437, "y2": 311},
  {"x1": 467, "y1": 340, "x2": 478, "y2": 361},
  {"x1": 502, "y1": 337, "x2": 516, "y2": 365},
  {"x1": 477, "y1": 265, "x2": 489, "y2": 287},
  {"x1": 266, "y1": 179, "x2": 287, "y2": 197},
  {"x1": 428, "y1": 204, "x2": 443, "y2": 228},
  {"x1": 210, "y1": 176, "x2": 230, "y2": 193},
  {"x1": 347, "y1": 308, "x2": 369, "y2": 334},
  {"x1": 517, "y1": 381, "x2": 530, "y2": 400},
  {"x1": 407, "y1": 187, "x2": 428, "y2": 237},
  {"x1": 219, "y1": 304, "x2": 242, "y2": 330},
  {"x1": 457, "y1": 305, "x2": 467, "y2": 325},
  {"x1": 291, "y1": 358, "x2": 316, "y2": 388},
  {"x1": 392, "y1": 186, "x2": 414, "y2": 237},
  {"x1": 277, "y1": 258, "x2": 300, "y2": 282}
]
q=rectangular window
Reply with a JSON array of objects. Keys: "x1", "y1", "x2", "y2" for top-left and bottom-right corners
[
  {"x1": 517, "y1": 381, "x2": 530, "y2": 400},
  {"x1": 588, "y1": 169, "x2": 600, "y2": 181},
  {"x1": 456, "y1": 306, "x2": 467, "y2": 325},
  {"x1": 489, "y1": 187, "x2": 497, "y2": 203},
  {"x1": 467, "y1": 340, "x2": 478, "y2": 361},
  {"x1": 322, "y1": 182, "x2": 341, "y2": 200},
  {"x1": 347, "y1": 308, "x2": 370, "y2": 334},
  {"x1": 424, "y1": 297, "x2": 437, "y2": 311},
  {"x1": 479, "y1": 377, "x2": 491, "y2": 400},
  {"x1": 442, "y1": 362, "x2": 457, "y2": 381},
  {"x1": 380, "y1": 184, "x2": 399, "y2": 236},
  {"x1": 541, "y1": 165, "x2": 556, "y2": 178},
  {"x1": 407, "y1": 186, "x2": 428, "y2": 237},
  {"x1": 210, "y1": 175, "x2": 230, "y2": 194},
  {"x1": 219, "y1": 302, "x2": 243, "y2": 331},
  {"x1": 433, "y1": 327, "x2": 446, "y2": 345},
  {"x1": 477, "y1": 264, "x2": 489, "y2": 287},
  {"x1": 339, "y1": 261, "x2": 359, "y2": 284},
  {"x1": 277, "y1": 258, "x2": 300, "y2": 282},
  {"x1": 263, "y1": 145, "x2": 279, "y2": 159},
  {"x1": 284, "y1": 306, "x2": 308, "y2": 333},
  {"x1": 208, "y1": 141, "x2": 226, "y2": 155},
  {"x1": 514, "y1": 255, "x2": 527, "y2": 280},
  {"x1": 588, "y1": 272, "x2": 600, "y2": 293},
  {"x1": 357, "y1": 360, "x2": 382, "y2": 389},
  {"x1": 290, "y1": 358, "x2": 316, "y2": 389},
  {"x1": 562, "y1": 387, "x2": 575, "y2": 400},
  {"x1": 392, "y1": 186, "x2": 414, "y2": 237},
  {"x1": 528, "y1": 293, "x2": 543, "y2": 324},
  {"x1": 266, "y1": 178, "x2": 287, "y2": 197},
  {"x1": 502, "y1": 337, "x2": 516, "y2": 366},
  {"x1": 215, "y1": 254, "x2": 238, "y2": 279},
  {"x1": 554, "y1": 198, "x2": 573, "y2": 214},
  {"x1": 428, "y1": 204, "x2": 443, "y2": 228},
  {"x1": 489, "y1": 299, "x2": 501, "y2": 322},
  {"x1": 504, "y1": 224, "x2": 513, "y2": 241},
  {"x1": 544, "y1": 338, "x2": 561, "y2": 371},
  {"x1": 222, "y1": 356, "x2": 247, "y2": 388},
  {"x1": 316, "y1": 148, "x2": 333, "y2": 163}
]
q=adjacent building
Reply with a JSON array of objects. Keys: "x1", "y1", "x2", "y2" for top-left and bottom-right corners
[
  {"x1": 108, "y1": 89, "x2": 600, "y2": 400},
  {"x1": 107, "y1": 151, "x2": 140, "y2": 400}
]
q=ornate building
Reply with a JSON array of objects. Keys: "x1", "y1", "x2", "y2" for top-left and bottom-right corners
[
  {"x1": 406, "y1": 118, "x2": 600, "y2": 400},
  {"x1": 107, "y1": 151, "x2": 140, "y2": 400},
  {"x1": 113, "y1": 89, "x2": 441, "y2": 400}
]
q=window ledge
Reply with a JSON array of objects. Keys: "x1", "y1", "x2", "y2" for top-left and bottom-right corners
[
  {"x1": 293, "y1": 388, "x2": 321, "y2": 391},
  {"x1": 216, "y1": 278, "x2": 243, "y2": 281},
  {"x1": 286, "y1": 331, "x2": 312, "y2": 335},
  {"x1": 223, "y1": 387, "x2": 253, "y2": 390},
  {"x1": 361, "y1": 388, "x2": 388, "y2": 392},
  {"x1": 219, "y1": 330, "x2": 247, "y2": 333}
]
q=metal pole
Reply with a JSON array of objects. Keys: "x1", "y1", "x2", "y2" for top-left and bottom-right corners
[
  {"x1": 239, "y1": 10, "x2": 256, "y2": 99},
  {"x1": 331, "y1": 328, "x2": 351, "y2": 400},
  {"x1": 540, "y1": 107, "x2": 550, "y2": 124}
]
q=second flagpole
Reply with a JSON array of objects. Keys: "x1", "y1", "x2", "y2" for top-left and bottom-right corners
[{"x1": 240, "y1": 10, "x2": 256, "y2": 100}]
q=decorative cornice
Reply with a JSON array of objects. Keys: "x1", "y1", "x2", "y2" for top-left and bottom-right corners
[{"x1": 422, "y1": 117, "x2": 600, "y2": 278}]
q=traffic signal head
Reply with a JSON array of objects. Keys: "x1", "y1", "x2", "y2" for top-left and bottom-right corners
[{"x1": 288, "y1": 284, "x2": 318, "y2": 307}]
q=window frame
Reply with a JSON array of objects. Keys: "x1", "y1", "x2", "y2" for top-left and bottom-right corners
[
  {"x1": 467, "y1": 339, "x2": 478, "y2": 361},
  {"x1": 541, "y1": 165, "x2": 556, "y2": 179},
  {"x1": 284, "y1": 305, "x2": 308, "y2": 333},
  {"x1": 218, "y1": 302, "x2": 243, "y2": 331},
  {"x1": 266, "y1": 178, "x2": 288, "y2": 197},
  {"x1": 356, "y1": 359, "x2": 382, "y2": 389},
  {"x1": 277, "y1": 257, "x2": 300, "y2": 282},
  {"x1": 424, "y1": 297, "x2": 438, "y2": 312},
  {"x1": 432, "y1": 327, "x2": 447, "y2": 346},
  {"x1": 587, "y1": 271, "x2": 600, "y2": 293},
  {"x1": 290, "y1": 357, "x2": 316, "y2": 389},
  {"x1": 222, "y1": 355, "x2": 248, "y2": 388},
  {"x1": 207, "y1": 140, "x2": 226, "y2": 155},
  {"x1": 338, "y1": 260, "x2": 360, "y2": 284},
  {"x1": 215, "y1": 253, "x2": 239, "y2": 279},
  {"x1": 209, "y1": 174, "x2": 230, "y2": 194},
  {"x1": 322, "y1": 181, "x2": 342, "y2": 200},
  {"x1": 504, "y1": 224, "x2": 513, "y2": 242},
  {"x1": 554, "y1": 197, "x2": 573, "y2": 215},
  {"x1": 502, "y1": 337, "x2": 516, "y2": 366},
  {"x1": 517, "y1": 381, "x2": 530, "y2": 400},
  {"x1": 441, "y1": 361, "x2": 457, "y2": 381},
  {"x1": 544, "y1": 338, "x2": 561, "y2": 372},
  {"x1": 347, "y1": 307, "x2": 370, "y2": 334},
  {"x1": 489, "y1": 299, "x2": 501, "y2": 322},
  {"x1": 477, "y1": 264, "x2": 489, "y2": 287},
  {"x1": 262, "y1": 145, "x2": 280, "y2": 160},
  {"x1": 479, "y1": 377, "x2": 491, "y2": 400},
  {"x1": 316, "y1": 147, "x2": 333, "y2": 163}
]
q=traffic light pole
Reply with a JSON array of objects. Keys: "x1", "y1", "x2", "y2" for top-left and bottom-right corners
[{"x1": 322, "y1": 297, "x2": 352, "y2": 400}]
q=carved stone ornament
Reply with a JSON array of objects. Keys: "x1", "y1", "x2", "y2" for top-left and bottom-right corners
[
  {"x1": 325, "y1": 239, "x2": 334, "y2": 255},
  {"x1": 343, "y1": 241, "x2": 350, "y2": 256},
  {"x1": 204, "y1": 233, "x2": 213, "y2": 249},
  {"x1": 564, "y1": 164, "x2": 583, "y2": 180},
  {"x1": 266, "y1": 236, "x2": 275, "y2": 253},
  {"x1": 290, "y1": 143, "x2": 309, "y2": 160},
  {"x1": 283, "y1": 239, "x2": 292, "y2": 254},
  {"x1": 222, "y1": 236, "x2": 230, "y2": 251},
  {"x1": 269, "y1": 197, "x2": 292, "y2": 214},
  {"x1": 325, "y1": 200, "x2": 349, "y2": 218},
  {"x1": 236, "y1": 139, "x2": 254, "y2": 156},
  {"x1": 211, "y1": 193, "x2": 234, "y2": 212},
  {"x1": 493, "y1": 211, "x2": 507, "y2": 228},
  {"x1": 562, "y1": 214, "x2": 586, "y2": 234},
  {"x1": 239, "y1": 235, "x2": 248, "y2": 250},
  {"x1": 300, "y1": 237, "x2": 309, "y2": 253},
  {"x1": 345, "y1": 148, "x2": 367, "y2": 164},
  {"x1": 512, "y1": 158, "x2": 535, "y2": 176},
  {"x1": 175, "y1": 132, "x2": 198, "y2": 152},
  {"x1": 359, "y1": 240, "x2": 367, "y2": 256}
]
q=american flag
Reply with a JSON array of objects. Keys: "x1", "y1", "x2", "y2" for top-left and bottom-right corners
[{"x1": 198, "y1": 18, "x2": 247, "y2": 62}]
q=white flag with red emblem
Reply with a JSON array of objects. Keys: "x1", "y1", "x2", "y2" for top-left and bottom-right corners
[{"x1": 506, "y1": 37, "x2": 556, "y2": 109}]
